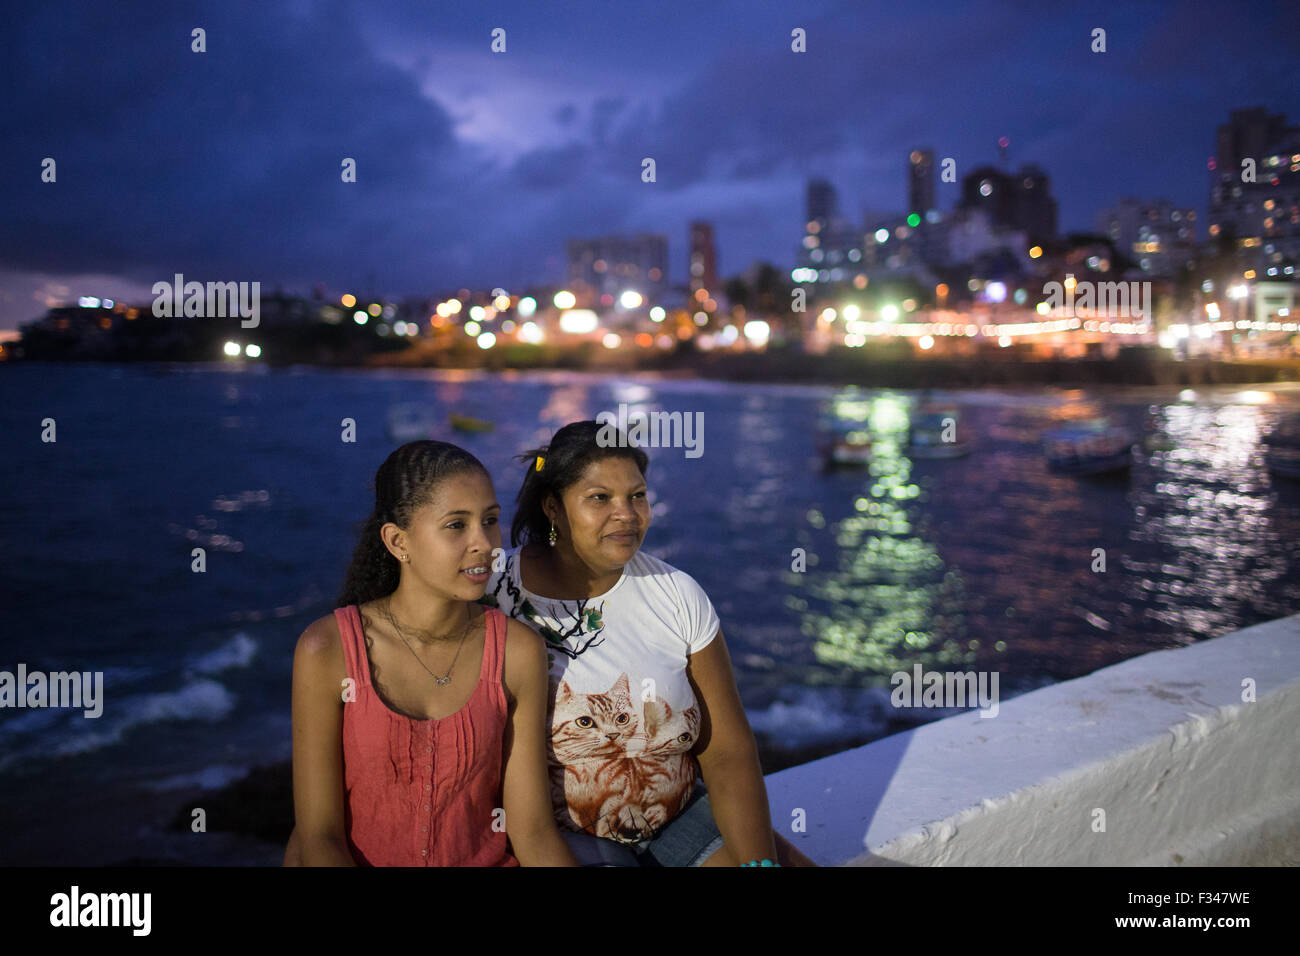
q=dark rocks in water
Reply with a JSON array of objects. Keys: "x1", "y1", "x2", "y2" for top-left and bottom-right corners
[
  {"x1": 757, "y1": 738, "x2": 875, "y2": 773},
  {"x1": 105, "y1": 856, "x2": 192, "y2": 867},
  {"x1": 168, "y1": 762, "x2": 294, "y2": 845},
  {"x1": 183, "y1": 736, "x2": 889, "y2": 850}
]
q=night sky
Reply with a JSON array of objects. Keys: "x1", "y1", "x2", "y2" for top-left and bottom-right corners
[{"x1": 3, "y1": 0, "x2": 1298, "y2": 330}]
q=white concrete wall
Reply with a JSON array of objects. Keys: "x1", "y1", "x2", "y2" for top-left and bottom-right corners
[{"x1": 764, "y1": 612, "x2": 1300, "y2": 866}]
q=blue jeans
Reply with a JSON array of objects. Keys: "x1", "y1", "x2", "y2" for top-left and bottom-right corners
[{"x1": 559, "y1": 782, "x2": 725, "y2": 867}]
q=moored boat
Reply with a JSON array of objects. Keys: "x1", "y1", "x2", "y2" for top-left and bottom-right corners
[
  {"x1": 1263, "y1": 414, "x2": 1300, "y2": 479},
  {"x1": 449, "y1": 413, "x2": 495, "y2": 433},
  {"x1": 1043, "y1": 418, "x2": 1134, "y2": 476},
  {"x1": 821, "y1": 430, "x2": 873, "y2": 469},
  {"x1": 387, "y1": 403, "x2": 436, "y2": 442},
  {"x1": 908, "y1": 404, "x2": 971, "y2": 458}
]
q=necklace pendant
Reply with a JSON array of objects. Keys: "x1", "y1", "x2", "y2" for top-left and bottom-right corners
[{"x1": 435, "y1": 675, "x2": 451, "y2": 686}]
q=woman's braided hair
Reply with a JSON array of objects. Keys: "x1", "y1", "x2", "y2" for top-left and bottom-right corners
[{"x1": 336, "y1": 440, "x2": 490, "y2": 607}]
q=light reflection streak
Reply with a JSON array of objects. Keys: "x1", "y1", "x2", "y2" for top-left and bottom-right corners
[{"x1": 795, "y1": 392, "x2": 973, "y2": 675}]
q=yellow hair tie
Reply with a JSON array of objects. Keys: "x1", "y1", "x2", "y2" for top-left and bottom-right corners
[{"x1": 535, "y1": 455, "x2": 545, "y2": 471}]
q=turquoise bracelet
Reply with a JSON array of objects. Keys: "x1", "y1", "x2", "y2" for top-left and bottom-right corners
[{"x1": 741, "y1": 859, "x2": 780, "y2": 867}]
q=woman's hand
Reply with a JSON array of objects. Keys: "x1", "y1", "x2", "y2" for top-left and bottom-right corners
[{"x1": 687, "y1": 628, "x2": 780, "y2": 865}]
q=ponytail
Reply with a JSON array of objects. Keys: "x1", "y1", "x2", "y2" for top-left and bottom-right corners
[{"x1": 509, "y1": 420, "x2": 648, "y2": 549}]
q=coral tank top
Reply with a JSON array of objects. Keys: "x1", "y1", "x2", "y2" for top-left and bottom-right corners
[{"x1": 336, "y1": 603, "x2": 519, "y2": 867}]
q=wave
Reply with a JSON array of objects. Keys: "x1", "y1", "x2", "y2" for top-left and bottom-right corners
[
  {"x1": 746, "y1": 685, "x2": 895, "y2": 747},
  {"x1": 141, "y1": 764, "x2": 252, "y2": 792},
  {"x1": 0, "y1": 678, "x2": 236, "y2": 771},
  {"x1": 745, "y1": 677, "x2": 1056, "y2": 749},
  {"x1": 190, "y1": 633, "x2": 258, "y2": 675}
]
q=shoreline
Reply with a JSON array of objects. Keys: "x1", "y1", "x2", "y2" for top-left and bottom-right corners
[
  {"x1": 7, "y1": 345, "x2": 1300, "y2": 390},
  {"x1": 361, "y1": 346, "x2": 1300, "y2": 389}
]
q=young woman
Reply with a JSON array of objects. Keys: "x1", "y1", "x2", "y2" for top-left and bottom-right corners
[
  {"x1": 289, "y1": 440, "x2": 577, "y2": 866},
  {"x1": 482, "y1": 420, "x2": 816, "y2": 866}
]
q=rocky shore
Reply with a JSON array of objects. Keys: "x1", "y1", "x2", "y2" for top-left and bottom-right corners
[{"x1": 161, "y1": 732, "x2": 912, "y2": 864}]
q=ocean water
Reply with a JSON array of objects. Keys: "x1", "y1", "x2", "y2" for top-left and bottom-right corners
[{"x1": 2, "y1": 363, "x2": 1299, "y2": 864}]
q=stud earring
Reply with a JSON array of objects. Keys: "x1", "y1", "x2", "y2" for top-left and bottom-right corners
[{"x1": 548, "y1": 521, "x2": 557, "y2": 547}]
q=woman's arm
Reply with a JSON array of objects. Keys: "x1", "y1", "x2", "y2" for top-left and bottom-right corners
[
  {"x1": 501, "y1": 619, "x2": 580, "y2": 866},
  {"x1": 687, "y1": 628, "x2": 779, "y2": 865},
  {"x1": 290, "y1": 617, "x2": 357, "y2": 866}
]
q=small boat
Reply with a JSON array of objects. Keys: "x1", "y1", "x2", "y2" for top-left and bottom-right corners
[
  {"x1": 908, "y1": 404, "x2": 971, "y2": 458},
  {"x1": 1263, "y1": 414, "x2": 1300, "y2": 479},
  {"x1": 449, "y1": 413, "x2": 495, "y2": 434},
  {"x1": 387, "y1": 403, "x2": 436, "y2": 442},
  {"x1": 1140, "y1": 407, "x2": 1177, "y2": 452},
  {"x1": 822, "y1": 430, "x2": 873, "y2": 469},
  {"x1": 1143, "y1": 434, "x2": 1177, "y2": 452},
  {"x1": 1043, "y1": 418, "x2": 1134, "y2": 476}
]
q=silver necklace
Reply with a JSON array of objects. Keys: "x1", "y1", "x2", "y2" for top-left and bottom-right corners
[{"x1": 384, "y1": 598, "x2": 473, "y2": 687}]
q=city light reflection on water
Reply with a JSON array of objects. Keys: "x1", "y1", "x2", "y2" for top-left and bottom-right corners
[
  {"x1": 776, "y1": 385, "x2": 1300, "y2": 697},
  {"x1": 2, "y1": 366, "x2": 1298, "y2": 778},
  {"x1": 792, "y1": 393, "x2": 974, "y2": 679},
  {"x1": 1127, "y1": 401, "x2": 1293, "y2": 641}
]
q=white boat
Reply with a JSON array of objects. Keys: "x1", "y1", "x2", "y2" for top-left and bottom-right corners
[
  {"x1": 821, "y1": 430, "x2": 873, "y2": 468},
  {"x1": 387, "y1": 403, "x2": 436, "y2": 442}
]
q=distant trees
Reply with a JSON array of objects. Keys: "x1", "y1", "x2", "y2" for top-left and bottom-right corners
[{"x1": 724, "y1": 262, "x2": 799, "y2": 338}]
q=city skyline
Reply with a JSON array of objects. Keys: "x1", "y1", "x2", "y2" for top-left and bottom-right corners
[{"x1": 3, "y1": 0, "x2": 1299, "y2": 331}]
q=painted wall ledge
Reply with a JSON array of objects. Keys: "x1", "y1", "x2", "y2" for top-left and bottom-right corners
[{"x1": 764, "y1": 612, "x2": 1300, "y2": 866}]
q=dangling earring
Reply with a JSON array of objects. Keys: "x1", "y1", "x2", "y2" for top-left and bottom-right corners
[{"x1": 548, "y1": 521, "x2": 557, "y2": 547}]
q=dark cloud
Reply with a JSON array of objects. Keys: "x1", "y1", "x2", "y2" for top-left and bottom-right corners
[
  {"x1": 510, "y1": 143, "x2": 589, "y2": 190},
  {"x1": 1, "y1": 0, "x2": 1297, "y2": 329},
  {"x1": 554, "y1": 102, "x2": 578, "y2": 126},
  {"x1": 588, "y1": 96, "x2": 629, "y2": 146}
]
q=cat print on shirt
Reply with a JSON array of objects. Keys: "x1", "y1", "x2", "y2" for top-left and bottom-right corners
[
  {"x1": 547, "y1": 672, "x2": 701, "y2": 843},
  {"x1": 549, "y1": 673, "x2": 638, "y2": 835},
  {"x1": 624, "y1": 698, "x2": 700, "y2": 834}
]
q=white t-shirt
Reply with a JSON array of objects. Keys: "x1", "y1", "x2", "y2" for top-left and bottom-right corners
[{"x1": 482, "y1": 546, "x2": 720, "y2": 843}]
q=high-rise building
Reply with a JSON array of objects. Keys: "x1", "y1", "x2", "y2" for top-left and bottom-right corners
[
  {"x1": 566, "y1": 234, "x2": 668, "y2": 307},
  {"x1": 796, "y1": 178, "x2": 862, "y2": 285},
  {"x1": 1208, "y1": 108, "x2": 1300, "y2": 277},
  {"x1": 1212, "y1": 107, "x2": 1290, "y2": 203},
  {"x1": 1096, "y1": 198, "x2": 1197, "y2": 277},
  {"x1": 1013, "y1": 164, "x2": 1058, "y2": 246},
  {"x1": 688, "y1": 221, "x2": 718, "y2": 297},
  {"x1": 807, "y1": 178, "x2": 837, "y2": 224},
  {"x1": 959, "y1": 164, "x2": 1057, "y2": 246},
  {"x1": 960, "y1": 166, "x2": 1015, "y2": 229},
  {"x1": 908, "y1": 148, "x2": 935, "y2": 218},
  {"x1": 859, "y1": 212, "x2": 938, "y2": 280}
]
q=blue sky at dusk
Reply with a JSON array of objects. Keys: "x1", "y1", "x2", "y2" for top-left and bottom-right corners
[{"x1": 2, "y1": 0, "x2": 1298, "y2": 330}]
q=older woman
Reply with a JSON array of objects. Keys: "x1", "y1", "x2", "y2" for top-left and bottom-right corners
[{"x1": 481, "y1": 420, "x2": 812, "y2": 867}]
